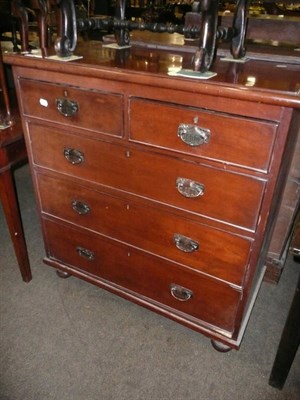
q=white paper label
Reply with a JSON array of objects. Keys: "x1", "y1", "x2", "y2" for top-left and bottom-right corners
[{"x1": 39, "y1": 98, "x2": 48, "y2": 107}]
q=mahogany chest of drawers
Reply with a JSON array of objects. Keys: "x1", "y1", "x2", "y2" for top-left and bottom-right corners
[{"x1": 5, "y1": 43, "x2": 300, "y2": 349}]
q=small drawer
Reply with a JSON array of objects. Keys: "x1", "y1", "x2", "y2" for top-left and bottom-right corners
[
  {"x1": 19, "y1": 78, "x2": 123, "y2": 137},
  {"x1": 29, "y1": 123, "x2": 266, "y2": 231},
  {"x1": 129, "y1": 98, "x2": 278, "y2": 173},
  {"x1": 37, "y1": 173, "x2": 252, "y2": 286},
  {"x1": 44, "y1": 219, "x2": 242, "y2": 334}
]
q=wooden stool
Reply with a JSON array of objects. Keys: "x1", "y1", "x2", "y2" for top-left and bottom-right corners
[{"x1": 1, "y1": 45, "x2": 32, "y2": 282}]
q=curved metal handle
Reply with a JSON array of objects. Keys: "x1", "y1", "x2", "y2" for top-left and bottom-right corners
[
  {"x1": 231, "y1": 0, "x2": 251, "y2": 59},
  {"x1": 72, "y1": 200, "x2": 91, "y2": 215},
  {"x1": 191, "y1": 0, "x2": 219, "y2": 72},
  {"x1": 56, "y1": 98, "x2": 79, "y2": 117},
  {"x1": 178, "y1": 123, "x2": 210, "y2": 146},
  {"x1": 176, "y1": 177, "x2": 205, "y2": 198},
  {"x1": 64, "y1": 148, "x2": 85, "y2": 165},
  {"x1": 173, "y1": 233, "x2": 199, "y2": 253},
  {"x1": 55, "y1": 0, "x2": 77, "y2": 57},
  {"x1": 170, "y1": 284, "x2": 193, "y2": 302},
  {"x1": 76, "y1": 246, "x2": 95, "y2": 261}
]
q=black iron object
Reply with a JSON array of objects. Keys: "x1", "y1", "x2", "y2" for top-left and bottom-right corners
[
  {"x1": 189, "y1": 0, "x2": 219, "y2": 72},
  {"x1": 11, "y1": 0, "x2": 77, "y2": 57},
  {"x1": 55, "y1": 0, "x2": 77, "y2": 57},
  {"x1": 12, "y1": 0, "x2": 251, "y2": 72},
  {"x1": 231, "y1": 0, "x2": 251, "y2": 59},
  {"x1": 114, "y1": 0, "x2": 130, "y2": 47},
  {"x1": 76, "y1": 0, "x2": 250, "y2": 72}
]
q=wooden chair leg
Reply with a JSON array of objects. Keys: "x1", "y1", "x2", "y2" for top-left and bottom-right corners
[
  {"x1": 269, "y1": 270, "x2": 300, "y2": 389},
  {"x1": 0, "y1": 167, "x2": 32, "y2": 282}
]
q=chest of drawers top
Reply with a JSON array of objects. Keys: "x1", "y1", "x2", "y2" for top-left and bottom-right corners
[{"x1": 6, "y1": 40, "x2": 300, "y2": 109}]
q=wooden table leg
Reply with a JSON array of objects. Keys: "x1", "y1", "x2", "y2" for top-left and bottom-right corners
[
  {"x1": 0, "y1": 166, "x2": 32, "y2": 282},
  {"x1": 269, "y1": 268, "x2": 300, "y2": 389}
]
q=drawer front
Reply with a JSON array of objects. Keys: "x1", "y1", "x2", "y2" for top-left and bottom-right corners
[
  {"x1": 129, "y1": 98, "x2": 278, "y2": 172},
  {"x1": 29, "y1": 124, "x2": 266, "y2": 230},
  {"x1": 19, "y1": 78, "x2": 123, "y2": 136},
  {"x1": 44, "y1": 218, "x2": 241, "y2": 334},
  {"x1": 37, "y1": 173, "x2": 252, "y2": 286}
]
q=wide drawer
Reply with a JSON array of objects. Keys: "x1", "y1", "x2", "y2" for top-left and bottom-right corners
[
  {"x1": 19, "y1": 78, "x2": 123, "y2": 137},
  {"x1": 37, "y1": 173, "x2": 252, "y2": 286},
  {"x1": 129, "y1": 98, "x2": 278, "y2": 172},
  {"x1": 44, "y1": 218, "x2": 242, "y2": 334},
  {"x1": 29, "y1": 123, "x2": 266, "y2": 231}
]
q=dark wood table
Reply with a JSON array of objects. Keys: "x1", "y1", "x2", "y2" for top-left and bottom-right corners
[
  {"x1": 269, "y1": 219, "x2": 300, "y2": 389},
  {"x1": 0, "y1": 114, "x2": 32, "y2": 282}
]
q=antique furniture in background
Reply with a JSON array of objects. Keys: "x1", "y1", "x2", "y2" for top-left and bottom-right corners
[
  {"x1": 269, "y1": 221, "x2": 300, "y2": 389},
  {"x1": 264, "y1": 141, "x2": 300, "y2": 283},
  {"x1": 0, "y1": 48, "x2": 31, "y2": 283}
]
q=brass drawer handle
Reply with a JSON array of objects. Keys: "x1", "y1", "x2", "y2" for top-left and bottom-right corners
[
  {"x1": 170, "y1": 283, "x2": 193, "y2": 302},
  {"x1": 76, "y1": 246, "x2": 95, "y2": 261},
  {"x1": 64, "y1": 147, "x2": 85, "y2": 165},
  {"x1": 72, "y1": 200, "x2": 91, "y2": 215},
  {"x1": 178, "y1": 123, "x2": 210, "y2": 146},
  {"x1": 56, "y1": 98, "x2": 79, "y2": 117},
  {"x1": 176, "y1": 177, "x2": 205, "y2": 198},
  {"x1": 173, "y1": 233, "x2": 199, "y2": 253}
]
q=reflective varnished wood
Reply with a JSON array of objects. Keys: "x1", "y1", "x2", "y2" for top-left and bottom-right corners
[{"x1": 4, "y1": 40, "x2": 300, "y2": 106}]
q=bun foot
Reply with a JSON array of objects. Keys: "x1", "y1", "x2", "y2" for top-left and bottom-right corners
[
  {"x1": 56, "y1": 270, "x2": 71, "y2": 279},
  {"x1": 211, "y1": 340, "x2": 232, "y2": 352}
]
